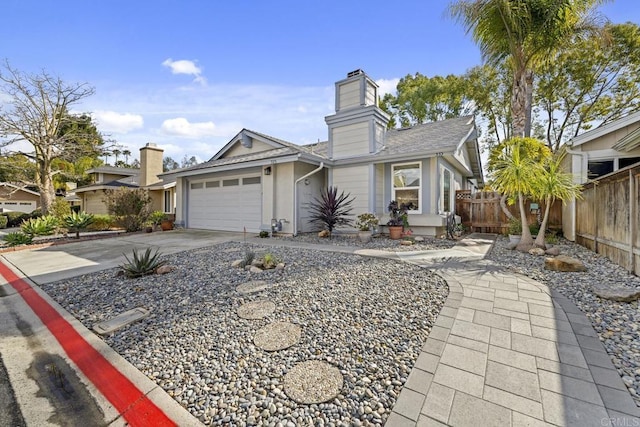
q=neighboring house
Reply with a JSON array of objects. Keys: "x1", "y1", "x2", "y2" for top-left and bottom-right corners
[
  {"x1": 72, "y1": 143, "x2": 177, "y2": 216},
  {"x1": 562, "y1": 111, "x2": 640, "y2": 241},
  {"x1": 0, "y1": 183, "x2": 40, "y2": 213},
  {"x1": 172, "y1": 70, "x2": 484, "y2": 236}
]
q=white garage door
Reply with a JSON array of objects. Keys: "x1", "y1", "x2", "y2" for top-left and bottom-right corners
[{"x1": 187, "y1": 175, "x2": 262, "y2": 232}]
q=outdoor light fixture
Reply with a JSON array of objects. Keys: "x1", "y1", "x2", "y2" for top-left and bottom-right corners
[
  {"x1": 530, "y1": 203, "x2": 539, "y2": 214},
  {"x1": 264, "y1": 166, "x2": 271, "y2": 175}
]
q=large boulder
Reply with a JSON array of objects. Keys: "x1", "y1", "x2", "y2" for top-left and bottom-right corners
[
  {"x1": 544, "y1": 255, "x2": 587, "y2": 272},
  {"x1": 545, "y1": 247, "x2": 560, "y2": 256},
  {"x1": 592, "y1": 287, "x2": 640, "y2": 302},
  {"x1": 318, "y1": 230, "x2": 330, "y2": 238},
  {"x1": 529, "y1": 247, "x2": 546, "y2": 256}
]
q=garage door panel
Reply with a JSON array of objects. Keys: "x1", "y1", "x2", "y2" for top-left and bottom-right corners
[{"x1": 188, "y1": 176, "x2": 262, "y2": 232}]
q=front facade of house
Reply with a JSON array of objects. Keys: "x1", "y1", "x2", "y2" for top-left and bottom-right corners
[
  {"x1": 73, "y1": 143, "x2": 176, "y2": 216},
  {"x1": 562, "y1": 111, "x2": 640, "y2": 240},
  {"x1": 0, "y1": 183, "x2": 40, "y2": 213},
  {"x1": 174, "y1": 70, "x2": 483, "y2": 236}
]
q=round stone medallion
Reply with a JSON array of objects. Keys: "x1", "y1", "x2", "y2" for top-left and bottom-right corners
[
  {"x1": 254, "y1": 321, "x2": 300, "y2": 351},
  {"x1": 284, "y1": 361, "x2": 343, "y2": 404},
  {"x1": 237, "y1": 300, "x2": 276, "y2": 320},
  {"x1": 236, "y1": 280, "x2": 270, "y2": 295}
]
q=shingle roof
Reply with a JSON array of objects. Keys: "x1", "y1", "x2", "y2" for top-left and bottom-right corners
[
  {"x1": 384, "y1": 116, "x2": 474, "y2": 156},
  {"x1": 178, "y1": 147, "x2": 305, "y2": 174}
]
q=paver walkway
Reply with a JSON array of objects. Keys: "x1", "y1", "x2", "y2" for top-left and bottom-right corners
[{"x1": 376, "y1": 234, "x2": 640, "y2": 426}]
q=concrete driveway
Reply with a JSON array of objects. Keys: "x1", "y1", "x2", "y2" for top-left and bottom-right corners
[{"x1": 1, "y1": 229, "x2": 243, "y2": 285}]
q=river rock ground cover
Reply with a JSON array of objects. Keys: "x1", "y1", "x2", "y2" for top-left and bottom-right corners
[{"x1": 41, "y1": 241, "x2": 448, "y2": 426}]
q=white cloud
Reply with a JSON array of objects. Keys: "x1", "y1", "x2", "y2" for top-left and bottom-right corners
[
  {"x1": 376, "y1": 78, "x2": 400, "y2": 96},
  {"x1": 160, "y1": 117, "x2": 218, "y2": 138},
  {"x1": 93, "y1": 110, "x2": 144, "y2": 133},
  {"x1": 162, "y1": 58, "x2": 206, "y2": 85}
]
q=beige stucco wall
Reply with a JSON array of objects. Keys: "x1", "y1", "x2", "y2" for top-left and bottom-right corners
[
  {"x1": 83, "y1": 191, "x2": 109, "y2": 215},
  {"x1": 272, "y1": 162, "x2": 294, "y2": 234},
  {"x1": 332, "y1": 122, "x2": 370, "y2": 159},
  {"x1": 579, "y1": 122, "x2": 640, "y2": 152}
]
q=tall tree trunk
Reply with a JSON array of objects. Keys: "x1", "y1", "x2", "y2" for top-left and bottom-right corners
[
  {"x1": 516, "y1": 193, "x2": 534, "y2": 251},
  {"x1": 511, "y1": 68, "x2": 528, "y2": 138},
  {"x1": 534, "y1": 196, "x2": 552, "y2": 248},
  {"x1": 499, "y1": 194, "x2": 515, "y2": 220},
  {"x1": 37, "y1": 160, "x2": 55, "y2": 214},
  {"x1": 524, "y1": 70, "x2": 534, "y2": 137}
]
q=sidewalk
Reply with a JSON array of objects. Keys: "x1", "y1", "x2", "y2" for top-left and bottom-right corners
[{"x1": 379, "y1": 234, "x2": 640, "y2": 426}]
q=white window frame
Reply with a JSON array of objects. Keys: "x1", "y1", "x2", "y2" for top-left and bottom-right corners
[
  {"x1": 391, "y1": 161, "x2": 422, "y2": 214},
  {"x1": 440, "y1": 166, "x2": 454, "y2": 213},
  {"x1": 163, "y1": 190, "x2": 173, "y2": 214}
]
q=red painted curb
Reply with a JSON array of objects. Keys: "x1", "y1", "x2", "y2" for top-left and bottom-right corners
[{"x1": 0, "y1": 260, "x2": 177, "y2": 426}]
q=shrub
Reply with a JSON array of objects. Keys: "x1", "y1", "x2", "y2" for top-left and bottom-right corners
[
  {"x1": 356, "y1": 213, "x2": 379, "y2": 231},
  {"x1": 63, "y1": 211, "x2": 94, "y2": 238},
  {"x1": 6, "y1": 212, "x2": 29, "y2": 227},
  {"x1": 309, "y1": 186, "x2": 355, "y2": 237},
  {"x1": 507, "y1": 217, "x2": 522, "y2": 235},
  {"x1": 87, "y1": 214, "x2": 114, "y2": 231},
  {"x1": 0, "y1": 215, "x2": 7, "y2": 229},
  {"x1": 29, "y1": 208, "x2": 43, "y2": 219},
  {"x1": 239, "y1": 250, "x2": 255, "y2": 268},
  {"x1": 120, "y1": 248, "x2": 166, "y2": 278},
  {"x1": 104, "y1": 188, "x2": 152, "y2": 232},
  {"x1": 259, "y1": 230, "x2": 269, "y2": 238},
  {"x1": 21, "y1": 215, "x2": 58, "y2": 237},
  {"x1": 49, "y1": 198, "x2": 72, "y2": 224},
  {"x1": 3, "y1": 232, "x2": 33, "y2": 246},
  {"x1": 148, "y1": 211, "x2": 167, "y2": 228},
  {"x1": 262, "y1": 252, "x2": 280, "y2": 269},
  {"x1": 529, "y1": 223, "x2": 540, "y2": 236}
]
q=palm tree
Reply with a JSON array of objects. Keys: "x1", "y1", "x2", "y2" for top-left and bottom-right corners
[
  {"x1": 449, "y1": 0, "x2": 606, "y2": 138},
  {"x1": 488, "y1": 137, "x2": 549, "y2": 251},
  {"x1": 533, "y1": 151, "x2": 582, "y2": 248},
  {"x1": 122, "y1": 149, "x2": 131, "y2": 165},
  {"x1": 112, "y1": 148, "x2": 122, "y2": 165}
]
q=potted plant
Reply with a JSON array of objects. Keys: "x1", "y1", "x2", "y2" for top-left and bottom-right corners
[
  {"x1": 149, "y1": 211, "x2": 166, "y2": 231},
  {"x1": 387, "y1": 201, "x2": 408, "y2": 240},
  {"x1": 507, "y1": 217, "x2": 522, "y2": 244},
  {"x1": 356, "y1": 213, "x2": 379, "y2": 243}
]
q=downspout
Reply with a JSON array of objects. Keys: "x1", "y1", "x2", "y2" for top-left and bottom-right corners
[{"x1": 293, "y1": 162, "x2": 324, "y2": 236}]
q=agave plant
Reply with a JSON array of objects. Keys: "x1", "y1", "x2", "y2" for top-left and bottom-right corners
[
  {"x1": 120, "y1": 248, "x2": 167, "y2": 278},
  {"x1": 308, "y1": 186, "x2": 355, "y2": 238},
  {"x1": 63, "y1": 211, "x2": 94, "y2": 238},
  {"x1": 20, "y1": 215, "x2": 58, "y2": 237},
  {"x1": 3, "y1": 231, "x2": 33, "y2": 247}
]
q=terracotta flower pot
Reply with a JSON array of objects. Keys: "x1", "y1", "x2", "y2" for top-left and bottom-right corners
[
  {"x1": 160, "y1": 220, "x2": 173, "y2": 231},
  {"x1": 388, "y1": 226, "x2": 403, "y2": 240}
]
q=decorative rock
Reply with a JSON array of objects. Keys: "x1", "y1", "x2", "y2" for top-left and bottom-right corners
[
  {"x1": 506, "y1": 241, "x2": 518, "y2": 250},
  {"x1": 414, "y1": 236, "x2": 424, "y2": 242},
  {"x1": 275, "y1": 263, "x2": 285, "y2": 272},
  {"x1": 156, "y1": 265, "x2": 174, "y2": 274},
  {"x1": 250, "y1": 266, "x2": 263, "y2": 274},
  {"x1": 592, "y1": 287, "x2": 640, "y2": 302},
  {"x1": 400, "y1": 240, "x2": 413, "y2": 246},
  {"x1": 237, "y1": 300, "x2": 276, "y2": 320},
  {"x1": 284, "y1": 361, "x2": 343, "y2": 404},
  {"x1": 545, "y1": 247, "x2": 560, "y2": 256},
  {"x1": 529, "y1": 247, "x2": 546, "y2": 256},
  {"x1": 231, "y1": 259, "x2": 243, "y2": 268},
  {"x1": 544, "y1": 255, "x2": 587, "y2": 272},
  {"x1": 254, "y1": 321, "x2": 301, "y2": 351},
  {"x1": 236, "y1": 280, "x2": 270, "y2": 295},
  {"x1": 318, "y1": 230, "x2": 329, "y2": 238}
]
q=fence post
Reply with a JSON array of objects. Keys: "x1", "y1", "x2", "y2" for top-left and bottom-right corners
[{"x1": 630, "y1": 170, "x2": 636, "y2": 273}]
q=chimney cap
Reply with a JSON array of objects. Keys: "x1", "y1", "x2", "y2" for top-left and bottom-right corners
[
  {"x1": 347, "y1": 69, "x2": 364, "y2": 78},
  {"x1": 145, "y1": 143, "x2": 157, "y2": 147}
]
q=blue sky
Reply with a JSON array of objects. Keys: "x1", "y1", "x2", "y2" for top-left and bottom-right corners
[{"x1": 2, "y1": 0, "x2": 638, "y2": 163}]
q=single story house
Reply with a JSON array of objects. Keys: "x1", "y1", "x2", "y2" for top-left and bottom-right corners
[
  {"x1": 72, "y1": 143, "x2": 176, "y2": 216},
  {"x1": 0, "y1": 183, "x2": 40, "y2": 213},
  {"x1": 562, "y1": 110, "x2": 640, "y2": 240},
  {"x1": 171, "y1": 69, "x2": 484, "y2": 236}
]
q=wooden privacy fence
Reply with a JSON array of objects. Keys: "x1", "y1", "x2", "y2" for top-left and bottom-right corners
[
  {"x1": 455, "y1": 190, "x2": 562, "y2": 234},
  {"x1": 575, "y1": 163, "x2": 640, "y2": 275}
]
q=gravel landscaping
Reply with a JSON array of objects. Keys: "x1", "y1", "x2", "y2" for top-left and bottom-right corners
[
  {"x1": 41, "y1": 242, "x2": 448, "y2": 426},
  {"x1": 272, "y1": 233, "x2": 457, "y2": 252},
  {"x1": 487, "y1": 236, "x2": 640, "y2": 406}
]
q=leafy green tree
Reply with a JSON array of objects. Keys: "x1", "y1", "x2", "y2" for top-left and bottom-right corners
[
  {"x1": 163, "y1": 156, "x2": 179, "y2": 172},
  {"x1": 0, "y1": 62, "x2": 99, "y2": 213},
  {"x1": 532, "y1": 151, "x2": 582, "y2": 248},
  {"x1": 450, "y1": 0, "x2": 606, "y2": 138},
  {"x1": 180, "y1": 155, "x2": 198, "y2": 168},
  {"x1": 0, "y1": 153, "x2": 37, "y2": 183},
  {"x1": 535, "y1": 22, "x2": 640, "y2": 151},
  {"x1": 488, "y1": 137, "x2": 550, "y2": 251}
]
